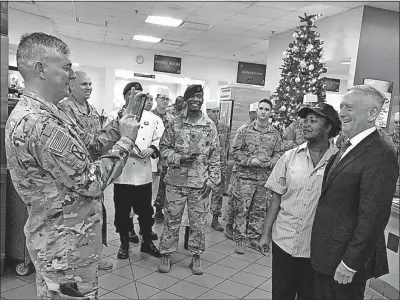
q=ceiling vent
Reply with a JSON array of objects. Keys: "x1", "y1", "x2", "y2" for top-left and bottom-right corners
[
  {"x1": 75, "y1": 17, "x2": 108, "y2": 27},
  {"x1": 181, "y1": 21, "x2": 213, "y2": 31},
  {"x1": 161, "y1": 39, "x2": 185, "y2": 46}
]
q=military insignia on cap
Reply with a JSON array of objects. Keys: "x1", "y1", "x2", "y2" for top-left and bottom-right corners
[
  {"x1": 144, "y1": 121, "x2": 149, "y2": 125},
  {"x1": 70, "y1": 144, "x2": 86, "y2": 161},
  {"x1": 48, "y1": 130, "x2": 69, "y2": 154}
]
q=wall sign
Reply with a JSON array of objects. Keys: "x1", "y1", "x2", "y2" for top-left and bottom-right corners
[
  {"x1": 323, "y1": 77, "x2": 340, "y2": 92},
  {"x1": 363, "y1": 78, "x2": 394, "y2": 128},
  {"x1": 236, "y1": 62, "x2": 266, "y2": 86},
  {"x1": 154, "y1": 55, "x2": 181, "y2": 74},
  {"x1": 134, "y1": 73, "x2": 155, "y2": 79},
  {"x1": 220, "y1": 87, "x2": 232, "y2": 101}
]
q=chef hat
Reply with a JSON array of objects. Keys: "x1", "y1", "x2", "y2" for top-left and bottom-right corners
[
  {"x1": 207, "y1": 100, "x2": 219, "y2": 110},
  {"x1": 155, "y1": 86, "x2": 170, "y2": 99},
  {"x1": 249, "y1": 102, "x2": 258, "y2": 112},
  {"x1": 395, "y1": 112, "x2": 399, "y2": 122}
]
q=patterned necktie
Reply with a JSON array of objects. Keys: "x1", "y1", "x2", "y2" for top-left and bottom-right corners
[{"x1": 328, "y1": 140, "x2": 352, "y2": 177}]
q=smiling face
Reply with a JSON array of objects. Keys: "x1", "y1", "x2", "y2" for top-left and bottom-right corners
[
  {"x1": 70, "y1": 72, "x2": 92, "y2": 101},
  {"x1": 257, "y1": 101, "x2": 271, "y2": 121},
  {"x1": 303, "y1": 112, "x2": 331, "y2": 142},
  {"x1": 41, "y1": 53, "x2": 76, "y2": 102},
  {"x1": 339, "y1": 90, "x2": 378, "y2": 139},
  {"x1": 144, "y1": 95, "x2": 154, "y2": 111},
  {"x1": 186, "y1": 92, "x2": 203, "y2": 112}
]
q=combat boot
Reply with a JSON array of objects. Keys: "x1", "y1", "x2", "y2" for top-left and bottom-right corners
[
  {"x1": 139, "y1": 228, "x2": 158, "y2": 240},
  {"x1": 140, "y1": 241, "x2": 162, "y2": 258},
  {"x1": 117, "y1": 234, "x2": 129, "y2": 259},
  {"x1": 189, "y1": 255, "x2": 203, "y2": 275},
  {"x1": 224, "y1": 223, "x2": 233, "y2": 240},
  {"x1": 154, "y1": 207, "x2": 164, "y2": 221},
  {"x1": 128, "y1": 228, "x2": 139, "y2": 244},
  {"x1": 158, "y1": 255, "x2": 171, "y2": 273},
  {"x1": 235, "y1": 240, "x2": 245, "y2": 255},
  {"x1": 211, "y1": 215, "x2": 223, "y2": 231}
]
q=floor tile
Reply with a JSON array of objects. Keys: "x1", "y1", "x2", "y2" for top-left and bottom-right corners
[
  {"x1": 185, "y1": 272, "x2": 226, "y2": 289},
  {"x1": 256, "y1": 254, "x2": 272, "y2": 267},
  {"x1": 205, "y1": 233, "x2": 227, "y2": 243},
  {"x1": 170, "y1": 252, "x2": 189, "y2": 264},
  {"x1": 102, "y1": 245, "x2": 121, "y2": 257},
  {"x1": 111, "y1": 265, "x2": 135, "y2": 280},
  {"x1": 99, "y1": 291, "x2": 131, "y2": 299},
  {"x1": 220, "y1": 239, "x2": 236, "y2": 247},
  {"x1": 102, "y1": 256, "x2": 131, "y2": 271},
  {"x1": 207, "y1": 243, "x2": 235, "y2": 255},
  {"x1": 132, "y1": 256, "x2": 161, "y2": 272},
  {"x1": 11, "y1": 272, "x2": 37, "y2": 285},
  {"x1": 98, "y1": 288, "x2": 109, "y2": 296},
  {"x1": 166, "y1": 281, "x2": 208, "y2": 299},
  {"x1": 1, "y1": 283, "x2": 37, "y2": 299},
  {"x1": 197, "y1": 289, "x2": 238, "y2": 299},
  {"x1": 98, "y1": 273, "x2": 133, "y2": 291},
  {"x1": 204, "y1": 263, "x2": 239, "y2": 279},
  {"x1": 176, "y1": 256, "x2": 213, "y2": 269},
  {"x1": 217, "y1": 256, "x2": 252, "y2": 270},
  {"x1": 138, "y1": 272, "x2": 181, "y2": 290},
  {"x1": 230, "y1": 251, "x2": 263, "y2": 263},
  {"x1": 214, "y1": 280, "x2": 255, "y2": 298},
  {"x1": 201, "y1": 250, "x2": 226, "y2": 263},
  {"x1": 167, "y1": 263, "x2": 194, "y2": 280},
  {"x1": 244, "y1": 288, "x2": 272, "y2": 299},
  {"x1": 0, "y1": 275, "x2": 27, "y2": 292},
  {"x1": 257, "y1": 278, "x2": 272, "y2": 292},
  {"x1": 149, "y1": 291, "x2": 185, "y2": 299},
  {"x1": 230, "y1": 271, "x2": 267, "y2": 288},
  {"x1": 135, "y1": 282, "x2": 161, "y2": 299},
  {"x1": 110, "y1": 282, "x2": 140, "y2": 299},
  {"x1": 205, "y1": 240, "x2": 217, "y2": 249},
  {"x1": 128, "y1": 251, "x2": 148, "y2": 263},
  {"x1": 242, "y1": 264, "x2": 272, "y2": 278}
]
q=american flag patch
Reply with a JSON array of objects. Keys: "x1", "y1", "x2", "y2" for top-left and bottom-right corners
[{"x1": 48, "y1": 130, "x2": 70, "y2": 154}]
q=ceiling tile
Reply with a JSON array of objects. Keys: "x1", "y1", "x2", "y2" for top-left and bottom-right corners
[
  {"x1": 367, "y1": 2, "x2": 399, "y2": 11},
  {"x1": 320, "y1": 1, "x2": 371, "y2": 8},
  {"x1": 297, "y1": 3, "x2": 350, "y2": 17},
  {"x1": 277, "y1": 11, "x2": 306, "y2": 22},
  {"x1": 37, "y1": 1, "x2": 73, "y2": 12},
  {"x1": 197, "y1": 2, "x2": 253, "y2": 13},
  {"x1": 226, "y1": 13, "x2": 272, "y2": 25},
  {"x1": 190, "y1": 7, "x2": 236, "y2": 19},
  {"x1": 241, "y1": 5, "x2": 290, "y2": 18},
  {"x1": 185, "y1": 14, "x2": 222, "y2": 26},
  {"x1": 9, "y1": 2, "x2": 43, "y2": 15},
  {"x1": 264, "y1": 19, "x2": 299, "y2": 29},
  {"x1": 151, "y1": 43, "x2": 180, "y2": 52},
  {"x1": 254, "y1": 1, "x2": 313, "y2": 11},
  {"x1": 162, "y1": 34, "x2": 193, "y2": 43}
]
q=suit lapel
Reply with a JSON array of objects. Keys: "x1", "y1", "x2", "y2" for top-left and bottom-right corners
[{"x1": 321, "y1": 131, "x2": 378, "y2": 196}]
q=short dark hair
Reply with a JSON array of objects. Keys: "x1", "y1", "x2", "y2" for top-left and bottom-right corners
[
  {"x1": 17, "y1": 32, "x2": 70, "y2": 66},
  {"x1": 327, "y1": 118, "x2": 342, "y2": 138},
  {"x1": 259, "y1": 99, "x2": 273, "y2": 109}
]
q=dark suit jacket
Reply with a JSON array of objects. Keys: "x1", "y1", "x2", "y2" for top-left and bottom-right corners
[{"x1": 311, "y1": 130, "x2": 399, "y2": 279}]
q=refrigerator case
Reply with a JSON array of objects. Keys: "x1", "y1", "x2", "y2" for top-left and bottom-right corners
[{"x1": 219, "y1": 85, "x2": 271, "y2": 192}]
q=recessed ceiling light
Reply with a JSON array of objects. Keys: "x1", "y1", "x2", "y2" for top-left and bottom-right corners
[
  {"x1": 340, "y1": 61, "x2": 351, "y2": 65},
  {"x1": 146, "y1": 15, "x2": 183, "y2": 27},
  {"x1": 133, "y1": 35, "x2": 162, "y2": 43}
]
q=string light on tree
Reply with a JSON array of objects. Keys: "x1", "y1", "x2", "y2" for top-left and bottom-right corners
[{"x1": 270, "y1": 13, "x2": 327, "y2": 133}]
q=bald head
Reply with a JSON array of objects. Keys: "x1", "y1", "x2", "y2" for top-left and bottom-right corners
[
  {"x1": 16, "y1": 32, "x2": 75, "y2": 103},
  {"x1": 339, "y1": 85, "x2": 386, "y2": 138},
  {"x1": 70, "y1": 71, "x2": 92, "y2": 103}
]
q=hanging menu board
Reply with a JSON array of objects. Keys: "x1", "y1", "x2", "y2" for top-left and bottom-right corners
[
  {"x1": 154, "y1": 55, "x2": 181, "y2": 74},
  {"x1": 236, "y1": 62, "x2": 266, "y2": 86}
]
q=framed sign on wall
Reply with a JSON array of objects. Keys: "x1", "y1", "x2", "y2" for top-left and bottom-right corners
[
  {"x1": 154, "y1": 55, "x2": 181, "y2": 74},
  {"x1": 236, "y1": 62, "x2": 266, "y2": 86},
  {"x1": 323, "y1": 77, "x2": 340, "y2": 92},
  {"x1": 363, "y1": 78, "x2": 394, "y2": 127}
]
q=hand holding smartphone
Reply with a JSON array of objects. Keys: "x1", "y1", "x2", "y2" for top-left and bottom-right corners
[{"x1": 124, "y1": 87, "x2": 148, "y2": 122}]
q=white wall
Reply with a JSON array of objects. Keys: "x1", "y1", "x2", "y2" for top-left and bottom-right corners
[
  {"x1": 266, "y1": 6, "x2": 364, "y2": 95},
  {"x1": 8, "y1": 8, "x2": 239, "y2": 114}
]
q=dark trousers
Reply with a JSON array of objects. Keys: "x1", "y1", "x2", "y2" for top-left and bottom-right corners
[
  {"x1": 272, "y1": 242, "x2": 315, "y2": 300},
  {"x1": 113, "y1": 183, "x2": 154, "y2": 243},
  {"x1": 314, "y1": 271, "x2": 367, "y2": 300}
]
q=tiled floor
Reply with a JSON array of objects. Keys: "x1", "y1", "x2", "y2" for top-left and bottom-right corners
[{"x1": 1, "y1": 186, "x2": 387, "y2": 299}]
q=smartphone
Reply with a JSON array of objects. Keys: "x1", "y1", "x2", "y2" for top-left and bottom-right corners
[{"x1": 130, "y1": 93, "x2": 147, "y2": 123}]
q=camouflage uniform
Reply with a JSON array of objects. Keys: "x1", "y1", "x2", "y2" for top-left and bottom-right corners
[
  {"x1": 282, "y1": 118, "x2": 305, "y2": 151},
  {"x1": 166, "y1": 106, "x2": 182, "y2": 117},
  {"x1": 231, "y1": 121, "x2": 282, "y2": 243},
  {"x1": 6, "y1": 93, "x2": 133, "y2": 298},
  {"x1": 159, "y1": 111, "x2": 221, "y2": 255},
  {"x1": 58, "y1": 95, "x2": 109, "y2": 246},
  {"x1": 151, "y1": 108, "x2": 175, "y2": 209},
  {"x1": 210, "y1": 121, "x2": 230, "y2": 217},
  {"x1": 392, "y1": 131, "x2": 400, "y2": 196}
]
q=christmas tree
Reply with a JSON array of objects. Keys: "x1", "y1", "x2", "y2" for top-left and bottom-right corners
[{"x1": 271, "y1": 13, "x2": 327, "y2": 133}]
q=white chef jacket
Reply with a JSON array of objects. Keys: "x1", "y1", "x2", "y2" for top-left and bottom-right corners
[
  {"x1": 108, "y1": 110, "x2": 163, "y2": 186},
  {"x1": 149, "y1": 113, "x2": 165, "y2": 173}
]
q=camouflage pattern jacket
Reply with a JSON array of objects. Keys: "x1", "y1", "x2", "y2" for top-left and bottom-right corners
[
  {"x1": 232, "y1": 120, "x2": 282, "y2": 182},
  {"x1": 160, "y1": 111, "x2": 221, "y2": 189},
  {"x1": 5, "y1": 93, "x2": 133, "y2": 272},
  {"x1": 282, "y1": 118, "x2": 305, "y2": 151},
  {"x1": 151, "y1": 108, "x2": 175, "y2": 128},
  {"x1": 166, "y1": 106, "x2": 182, "y2": 118},
  {"x1": 216, "y1": 121, "x2": 231, "y2": 169}
]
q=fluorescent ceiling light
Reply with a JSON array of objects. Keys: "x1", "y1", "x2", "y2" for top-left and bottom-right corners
[
  {"x1": 133, "y1": 35, "x2": 161, "y2": 43},
  {"x1": 146, "y1": 15, "x2": 183, "y2": 27},
  {"x1": 340, "y1": 61, "x2": 351, "y2": 65}
]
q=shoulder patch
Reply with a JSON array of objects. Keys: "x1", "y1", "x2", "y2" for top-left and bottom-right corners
[
  {"x1": 48, "y1": 129, "x2": 70, "y2": 154},
  {"x1": 70, "y1": 144, "x2": 86, "y2": 161}
]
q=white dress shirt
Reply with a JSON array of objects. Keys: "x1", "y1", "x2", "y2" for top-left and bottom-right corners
[
  {"x1": 339, "y1": 127, "x2": 376, "y2": 161},
  {"x1": 111, "y1": 110, "x2": 162, "y2": 186}
]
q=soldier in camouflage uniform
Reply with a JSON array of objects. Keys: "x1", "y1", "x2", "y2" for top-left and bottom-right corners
[
  {"x1": 6, "y1": 33, "x2": 140, "y2": 299},
  {"x1": 282, "y1": 118, "x2": 306, "y2": 151},
  {"x1": 206, "y1": 100, "x2": 231, "y2": 231},
  {"x1": 392, "y1": 112, "x2": 399, "y2": 196},
  {"x1": 152, "y1": 92, "x2": 175, "y2": 220},
  {"x1": 224, "y1": 102, "x2": 258, "y2": 239},
  {"x1": 58, "y1": 71, "x2": 113, "y2": 271},
  {"x1": 166, "y1": 95, "x2": 186, "y2": 117},
  {"x1": 158, "y1": 85, "x2": 221, "y2": 275},
  {"x1": 231, "y1": 99, "x2": 282, "y2": 254}
]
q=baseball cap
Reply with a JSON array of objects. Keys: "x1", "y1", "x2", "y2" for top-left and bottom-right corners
[{"x1": 298, "y1": 102, "x2": 340, "y2": 128}]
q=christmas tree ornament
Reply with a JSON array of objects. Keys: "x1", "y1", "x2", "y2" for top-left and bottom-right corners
[
  {"x1": 300, "y1": 61, "x2": 307, "y2": 68},
  {"x1": 280, "y1": 105, "x2": 287, "y2": 112},
  {"x1": 283, "y1": 50, "x2": 288, "y2": 56},
  {"x1": 309, "y1": 64, "x2": 315, "y2": 71},
  {"x1": 293, "y1": 46, "x2": 299, "y2": 52},
  {"x1": 295, "y1": 77, "x2": 301, "y2": 83},
  {"x1": 293, "y1": 32, "x2": 298, "y2": 38}
]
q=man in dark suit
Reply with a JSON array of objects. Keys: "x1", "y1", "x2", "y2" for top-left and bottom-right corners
[{"x1": 311, "y1": 85, "x2": 399, "y2": 300}]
